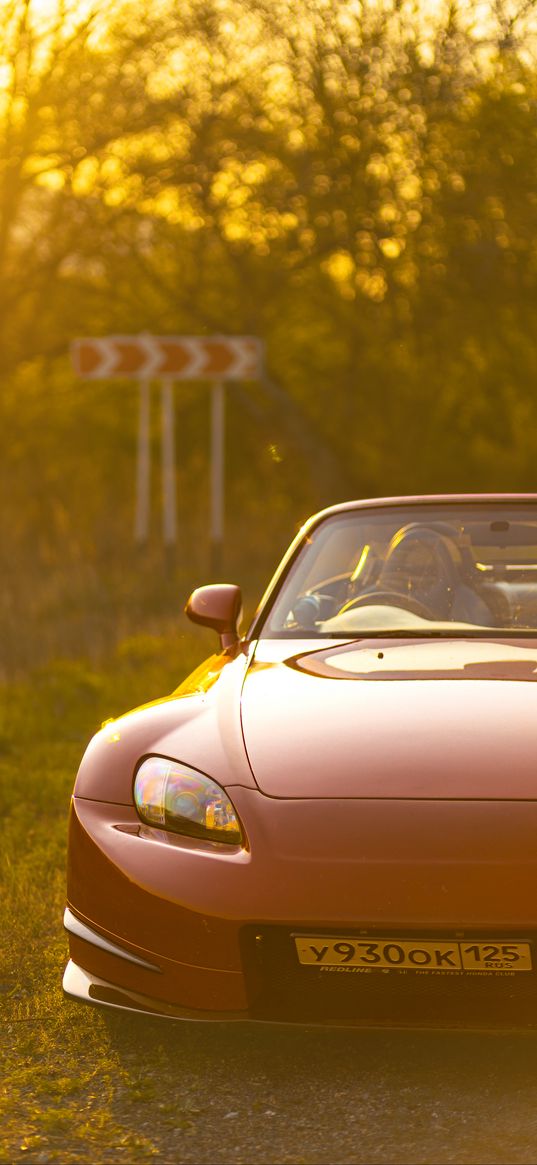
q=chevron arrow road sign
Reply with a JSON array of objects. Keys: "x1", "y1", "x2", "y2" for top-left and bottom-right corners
[
  {"x1": 70, "y1": 333, "x2": 264, "y2": 560},
  {"x1": 71, "y1": 335, "x2": 263, "y2": 380}
]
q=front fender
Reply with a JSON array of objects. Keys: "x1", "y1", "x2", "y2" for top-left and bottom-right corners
[{"x1": 74, "y1": 649, "x2": 256, "y2": 803}]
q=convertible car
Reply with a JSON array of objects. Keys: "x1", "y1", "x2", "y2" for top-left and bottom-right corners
[{"x1": 64, "y1": 494, "x2": 537, "y2": 1028}]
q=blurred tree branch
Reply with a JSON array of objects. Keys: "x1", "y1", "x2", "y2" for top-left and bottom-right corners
[{"x1": 2, "y1": 0, "x2": 537, "y2": 596}]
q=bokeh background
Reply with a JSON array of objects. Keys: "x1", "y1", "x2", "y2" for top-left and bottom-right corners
[{"x1": 3, "y1": 0, "x2": 537, "y2": 673}]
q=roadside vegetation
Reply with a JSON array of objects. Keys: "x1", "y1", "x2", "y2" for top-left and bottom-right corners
[
  {"x1": 3, "y1": 0, "x2": 537, "y2": 675},
  {"x1": 0, "y1": 626, "x2": 212, "y2": 1163}
]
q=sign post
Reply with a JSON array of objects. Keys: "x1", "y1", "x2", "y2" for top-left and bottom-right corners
[
  {"x1": 161, "y1": 378, "x2": 177, "y2": 547},
  {"x1": 210, "y1": 381, "x2": 225, "y2": 575},
  {"x1": 135, "y1": 379, "x2": 151, "y2": 544},
  {"x1": 71, "y1": 335, "x2": 264, "y2": 566}
]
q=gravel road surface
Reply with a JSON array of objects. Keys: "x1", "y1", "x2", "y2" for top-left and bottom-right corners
[{"x1": 105, "y1": 1015, "x2": 537, "y2": 1164}]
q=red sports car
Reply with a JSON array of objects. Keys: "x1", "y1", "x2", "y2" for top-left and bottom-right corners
[{"x1": 64, "y1": 495, "x2": 537, "y2": 1028}]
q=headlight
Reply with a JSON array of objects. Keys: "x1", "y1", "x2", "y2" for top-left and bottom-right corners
[{"x1": 133, "y1": 757, "x2": 242, "y2": 845}]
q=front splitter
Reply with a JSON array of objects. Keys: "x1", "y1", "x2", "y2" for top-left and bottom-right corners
[{"x1": 62, "y1": 959, "x2": 249, "y2": 1023}]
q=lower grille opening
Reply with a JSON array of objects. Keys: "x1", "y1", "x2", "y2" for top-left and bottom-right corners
[{"x1": 240, "y1": 925, "x2": 537, "y2": 1028}]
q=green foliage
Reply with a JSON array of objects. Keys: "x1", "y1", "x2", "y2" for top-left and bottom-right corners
[{"x1": 2, "y1": 0, "x2": 537, "y2": 669}]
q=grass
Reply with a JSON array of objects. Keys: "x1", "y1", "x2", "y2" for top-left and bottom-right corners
[{"x1": 0, "y1": 624, "x2": 213, "y2": 1164}]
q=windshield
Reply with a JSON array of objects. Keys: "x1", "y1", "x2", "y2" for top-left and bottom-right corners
[{"x1": 262, "y1": 504, "x2": 537, "y2": 638}]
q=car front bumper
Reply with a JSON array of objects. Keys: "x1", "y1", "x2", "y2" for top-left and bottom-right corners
[
  {"x1": 62, "y1": 955, "x2": 249, "y2": 1022},
  {"x1": 65, "y1": 791, "x2": 537, "y2": 1027}
]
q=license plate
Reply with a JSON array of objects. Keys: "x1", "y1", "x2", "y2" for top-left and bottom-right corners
[{"x1": 294, "y1": 936, "x2": 533, "y2": 973}]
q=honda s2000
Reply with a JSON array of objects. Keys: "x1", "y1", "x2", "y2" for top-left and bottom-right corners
[{"x1": 64, "y1": 495, "x2": 537, "y2": 1028}]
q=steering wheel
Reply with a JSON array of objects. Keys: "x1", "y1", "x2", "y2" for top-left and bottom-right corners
[{"x1": 339, "y1": 590, "x2": 436, "y2": 620}]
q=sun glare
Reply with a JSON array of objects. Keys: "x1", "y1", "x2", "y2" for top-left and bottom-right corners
[
  {"x1": 17, "y1": 0, "x2": 98, "y2": 24},
  {"x1": 1, "y1": 0, "x2": 125, "y2": 42}
]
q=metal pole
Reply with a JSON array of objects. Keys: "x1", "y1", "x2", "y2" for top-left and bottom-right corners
[
  {"x1": 210, "y1": 380, "x2": 225, "y2": 576},
  {"x1": 134, "y1": 379, "x2": 151, "y2": 544},
  {"x1": 161, "y1": 378, "x2": 177, "y2": 546}
]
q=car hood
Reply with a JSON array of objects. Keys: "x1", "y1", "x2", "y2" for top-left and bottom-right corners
[{"x1": 240, "y1": 637, "x2": 537, "y2": 799}]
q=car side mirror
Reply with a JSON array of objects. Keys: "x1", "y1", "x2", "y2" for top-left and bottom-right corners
[{"x1": 185, "y1": 584, "x2": 243, "y2": 650}]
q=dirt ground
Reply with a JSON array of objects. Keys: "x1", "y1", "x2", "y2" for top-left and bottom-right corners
[{"x1": 88, "y1": 1012, "x2": 537, "y2": 1164}]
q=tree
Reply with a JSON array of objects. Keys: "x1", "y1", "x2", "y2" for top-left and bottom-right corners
[{"x1": 4, "y1": 0, "x2": 537, "y2": 668}]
